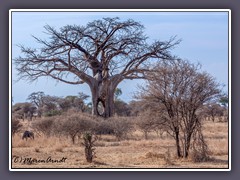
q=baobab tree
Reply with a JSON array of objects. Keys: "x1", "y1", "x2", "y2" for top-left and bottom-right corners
[{"x1": 15, "y1": 17, "x2": 179, "y2": 118}]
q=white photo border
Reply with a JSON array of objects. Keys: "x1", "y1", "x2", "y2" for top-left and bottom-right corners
[{"x1": 9, "y1": 9, "x2": 231, "y2": 171}]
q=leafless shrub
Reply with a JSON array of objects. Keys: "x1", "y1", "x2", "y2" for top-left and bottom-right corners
[
  {"x1": 135, "y1": 109, "x2": 169, "y2": 140},
  {"x1": 136, "y1": 110, "x2": 157, "y2": 140},
  {"x1": 32, "y1": 117, "x2": 55, "y2": 137},
  {"x1": 57, "y1": 113, "x2": 97, "y2": 144},
  {"x1": 11, "y1": 119, "x2": 22, "y2": 136},
  {"x1": 190, "y1": 124, "x2": 210, "y2": 162},
  {"x1": 109, "y1": 116, "x2": 134, "y2": 141},
  {"x1": 94, "y1": 120, "x2": 114, "y2": 136},
  {"x1": 204, "y1": 103, "x2": 225, "y2": 122}
]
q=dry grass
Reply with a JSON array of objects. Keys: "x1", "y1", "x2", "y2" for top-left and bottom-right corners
[
  {"x1": 203, "y1": 121, "x2": 228, "y2": 157},
  {"x1": 11, "y1": 120, "x2": 228, "y2": 169}
]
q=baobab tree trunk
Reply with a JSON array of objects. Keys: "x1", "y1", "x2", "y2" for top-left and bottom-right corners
[{"x1": 90, "y1": 78, "x2": 117, "y2": 118}]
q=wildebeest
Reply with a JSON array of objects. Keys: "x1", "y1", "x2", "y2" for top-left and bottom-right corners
[{"x1": 22, "y1": 130, "x2": 34, "y2": 140}]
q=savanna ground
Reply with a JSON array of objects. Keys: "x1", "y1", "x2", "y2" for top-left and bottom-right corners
[{"x1": 11, "y1": 120, "x2": 228, "y2": 169}]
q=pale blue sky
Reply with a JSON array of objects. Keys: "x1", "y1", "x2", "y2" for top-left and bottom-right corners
[{"x1": 11, "y1": 11, "x2": 229, "y2": 103}]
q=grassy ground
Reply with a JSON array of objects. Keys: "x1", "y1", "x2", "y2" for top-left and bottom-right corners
[{"x1": 11, "y1": 120, "x2": 229, "y2": 169}]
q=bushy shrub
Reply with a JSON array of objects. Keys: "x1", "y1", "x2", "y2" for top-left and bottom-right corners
[
  {"x1": 32, "y1": 117, "x2": 55, "y2": 137},
  {"x1": 135, "y1": 110, "x2": 158, "y2": 139},
  {"x1": 94, "y1": 120, "x2": 114, "y2": 135},
  {"x1": 56, "y1": 113, "x2": 97, "y2": 144},
  {"x1": 190, "y1": 127, "x2": 210, "y2": 162},
  {"x1": 12, "y1": 119, "x2": 22, "y2": 136},
  {"x1": 135, "y1": 109, "x2": 169, "y2": 139},
  {"x1": 109, "y1": 116, "x2": 134, "y2": 141},
  {"x1": 94, "y1": 116, "x2": 134, "y2": 140},
  {"x1": 31, "y1": 112, "x2": 134, "y2": 143}
]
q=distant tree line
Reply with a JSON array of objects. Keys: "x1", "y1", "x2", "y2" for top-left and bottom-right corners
[{"x1": 12, "y1": 91, "x2": 91, "y2": 120}]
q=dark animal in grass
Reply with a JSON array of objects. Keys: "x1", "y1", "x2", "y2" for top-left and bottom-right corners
[{"x1": 22, "y1": 130, "x2": 34, "y2": 140}]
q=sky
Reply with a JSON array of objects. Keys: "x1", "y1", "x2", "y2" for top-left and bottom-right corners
[{"x1": 11, "y1": 10, "x2": 229, "y2": 104}]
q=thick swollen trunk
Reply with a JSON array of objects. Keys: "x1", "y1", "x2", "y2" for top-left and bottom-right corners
[{"x1": 91, "y1": 80, "x2": 116, "y2": 118}]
